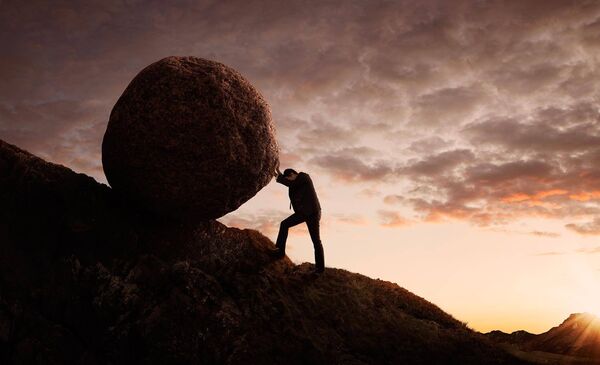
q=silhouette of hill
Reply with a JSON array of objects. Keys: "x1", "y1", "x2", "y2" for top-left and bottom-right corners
[
  {"x1": 0, "y1": 139, "x2": 528, "y2": 364},
  {"x1": 485, "y1": 313, "x2": 600, "y2": 364},
  {"x1": 485, "y1": 330, "x2": 536, "y2": 345},
  {"x1": 527, "y1": 313, "x2": 600, "y2": 357}
]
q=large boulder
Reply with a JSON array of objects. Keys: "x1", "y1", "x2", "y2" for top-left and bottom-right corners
[{"x1": 102, "y1": 56, "x2": 279, "y2": 220}]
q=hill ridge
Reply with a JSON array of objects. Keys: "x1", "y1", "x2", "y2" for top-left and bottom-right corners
[{"x1": 0, "y1": 139, "x2": 525, "y2": 364}]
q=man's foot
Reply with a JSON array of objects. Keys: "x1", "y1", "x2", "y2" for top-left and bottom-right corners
[{"x1": 268, "y1": 247, "x2": 285, "y2": 259}]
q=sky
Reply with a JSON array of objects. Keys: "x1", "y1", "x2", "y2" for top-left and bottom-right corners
[{"x1": 2, "y1": 0, "x2": 600, "y2": 333}]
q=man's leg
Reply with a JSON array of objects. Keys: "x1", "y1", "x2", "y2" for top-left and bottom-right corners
[
  {"x1": 275, "y1": 213, "x2": 306, "y2": 253},
  {"x1": 305, "y1": 213, "x2": 324, "y2": 272}
]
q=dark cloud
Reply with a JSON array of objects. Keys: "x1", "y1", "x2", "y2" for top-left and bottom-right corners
[
  {"x1": 388, "y1": 150, "x2": 600, "y2": 228},
  {"x1": 3, "y1": 0, "x2": 600, "y2": 235},
  {"x1": 309, "y1": 154, "x2": 395, "y2": 182},
  {"x1": 464, "y1": 103, "x2": 600, "y2": 153},
  {"x1": 296, "y1": 118, "x2": 361, "y2": 148},
  {"x1": 412, "y1": 85, "x2": 487, "y2": 126},
  {"x1": 0, "y1": 100, "x2": 107, "y2": 179},
  {"x1": 400, "y1": 149, "x2": 475, "y2": 178},
  {"x1": 465, "y1": 160, "x2": 557, "y2": 187},
  {"x1": 491, "y1": 62, "x2": 565, "y2": 96},
  {"x1": 408, "y1": 136, "x2": 454, "y2": 154}
]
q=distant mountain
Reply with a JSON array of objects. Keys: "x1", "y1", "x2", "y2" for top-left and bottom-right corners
[
  {"x1": 485, "y1": 330, "x2": 536, "y2": 345},
  {"x1": 527, "y1": 313, "x2": 600, "y2": 358},
  {"x1": 486, "y1": 313, "x2": 600, "y2": 363},
  {"x1": 0, "y1": 139, "x2": 527, "y2": 364}
]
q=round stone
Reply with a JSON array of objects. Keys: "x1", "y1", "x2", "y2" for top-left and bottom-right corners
[{"x1": 102, "y1": 56, "x2": 279, "y2": 220}]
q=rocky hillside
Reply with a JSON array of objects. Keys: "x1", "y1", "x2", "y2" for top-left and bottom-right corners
[{"x1": 0, "y1": 139, "x2": 526, "y2": 364}]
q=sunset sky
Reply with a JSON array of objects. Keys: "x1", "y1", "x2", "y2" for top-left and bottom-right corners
[{"x1": 2, "y1": 0, "x2": 600, "y2": 333}]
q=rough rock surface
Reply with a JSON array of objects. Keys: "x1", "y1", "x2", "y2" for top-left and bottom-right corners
[
  {"x1": 0, "y1": 140, "x2": 527, "y2": 364},
  {"x1": 102, "y1": 56, "x2": 278, "y2": 220}
]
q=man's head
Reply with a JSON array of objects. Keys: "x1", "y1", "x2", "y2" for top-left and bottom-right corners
[{"x1": 283, "y1": 168, "x2": 298, "y2": 180}]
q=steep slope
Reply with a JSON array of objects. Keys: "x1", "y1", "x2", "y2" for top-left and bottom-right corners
[{"x1": 0, "y1": 139, "x2": 526, "y2": 364}]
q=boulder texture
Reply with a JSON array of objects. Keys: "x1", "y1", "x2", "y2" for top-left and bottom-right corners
[
  {"x1": 0, "y1": 139, "x2": 528, "y2": 365},
  {"x1": 102, "y1": 56, "x2": 278, "y2": 220}
]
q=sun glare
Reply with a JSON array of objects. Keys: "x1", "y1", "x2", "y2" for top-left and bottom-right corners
[
  {"x1": 569, "y1": 258, "x2": 600, "y2": 320},
  {"x1": 581, "y1": 304, "x2": 600, "y2": 319}
]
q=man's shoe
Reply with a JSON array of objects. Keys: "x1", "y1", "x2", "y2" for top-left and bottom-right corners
[{"x1": 268, "y1": 247, "x2": 285, "y2": 259}]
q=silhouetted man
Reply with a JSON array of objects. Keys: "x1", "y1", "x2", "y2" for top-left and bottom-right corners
[{"x1": 269, "y1": 167, "x2": 325, "y2": 274}]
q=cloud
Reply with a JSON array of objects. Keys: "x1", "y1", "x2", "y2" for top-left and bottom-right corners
[
  {"x1": 3, "y1": 0, "x2": 600, "y2": 236},
  {"x1": 464, "y1": 103, "x2": 600, "y2": 153},
  {"x1": 391, "y1": 154, "x2": 600, "y2": 227},
  {"x1": 408, "y1": 136, "x2": 454, "y2": 154},
  {"x1": 219, "y1": 209, "x2": 294, "y2": 237},
  {"x1": 566, "y1": 218, "x2": 600, "y2": 236},
  {"x1": 377, "y1": 210, "x2": 410, "y2": 227},
  {"x1": 411, "y1": 85, "x2": 488, "y2": 126},
  {"x1": 309, "y1": 153, "x2": 395, "y2": 182},
  {"x1": 535, "y1": 245, "x2": 600, "y2": 256},
  {"x1": 358, "y1": 188, "x2": 382, "y2": 198},
  {"x1": 383, "y1": 195, "x2": 405, "y2": 205},
  {"x1": 0, "y1": 100, "x2": 108, "y2": 179},
  {"x1": 399, "y1": 149, "x2": 475, "y2": 178},
  {"x1": 534, "y1": 251, "x2": 565, "y2": 256},
  {"x1": 296, "y1": 118, "x2": 360, "y2": 148},
  {"x1": 529, "y1": 231, "x2": 561, "y2": 238},
  {"x1": 332, "y1": 213, "x2": 370, "y2": 226},
  {"x1": 576, "y1": 246, "x2": 600, "y2": 254}
]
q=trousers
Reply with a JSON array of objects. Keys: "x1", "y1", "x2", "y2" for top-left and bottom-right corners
[{"x1": 276, "y1": 211, "x2": 324, "y2": 270}]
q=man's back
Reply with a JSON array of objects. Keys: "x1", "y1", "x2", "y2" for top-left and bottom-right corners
[{"x1": 277, "y1": 172, "x2": 321, "y2": 216}]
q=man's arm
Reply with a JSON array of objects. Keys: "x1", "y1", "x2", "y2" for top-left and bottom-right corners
[
  {"x1": 273, "y1": 164, "x2": 291, "y2": 186},
  {"x1": 276, "y1": 172, "x2": 309, "y2": 188}
]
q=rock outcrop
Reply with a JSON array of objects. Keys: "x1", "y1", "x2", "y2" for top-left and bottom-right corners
[
  {"x1": 102, "y1": 56, "x2": 279, "y2": 220},
  {"x1": 0, "y1": 139, "x2": 527, "y2": 364}
]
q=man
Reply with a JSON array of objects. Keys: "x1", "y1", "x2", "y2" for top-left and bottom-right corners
[{"x1": 269, "y1": 166, "x2": 325, "y2": 274}]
